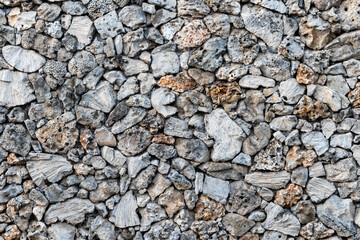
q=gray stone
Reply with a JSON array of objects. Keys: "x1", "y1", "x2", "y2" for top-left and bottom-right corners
[
  {"x1": 177, "y1": 0, "x2": 210, "y2": 17},
  {"x1": 44, "y1": 198, "x2": 94, "y2": 225},
  {"x1": 306, "y1": 177, "x2": 336, "y2": 203},
  {"x1": 222, "y1": 213, "x2": 255, "y2": 237},
  {"x1": 239, "y1": 75, "x2": 275, "y2": 89},
  {"x1": 123, "y1": 28, "x2": 150, "y2": 58},
  {"x1": 37, "y1": 3, "x2": 61, "y2": 21},
  {"x1": 151, "y1": 9, "x2": 176, "y2": 28},
  {"x1": 139, "y1": 203, "x2": 167, "y2": 231},
  {"x1": 205, "y1": 108, "x2": 245, "y2": 161},
  {"x1": 241, "y1": 4, "x2": 283, "y2": 50},
  {"x1": 330, "y1": 133, "x2": 353, "y2": 149},
  {"x1": 151, "y1": 88, "x2": 177, "y2": 118},
  {"x1": 119, "y1": 56, "x2": 149, "y2": 76},
  {"x1": 253, "y1": 52, "x2": 291, "y2": 81},
  {"x1": 26, "y1": 153, "x2": 73, "y2": 186},
  {"x1": 279, "y1": 78, "x2": 306, "y2": 104},
  {"x1": 68, "y1": 50, "x2": 97, "y2": 78},
  {"x1": 112, "y1": 191, "x2": 140, "y2": 228},
  {"x1": 164, "y1": 117, "x2": 193, "y2": 138},
  {"x1": 317, "y1": 195, "x2": 356, "y2": 237},
  {"x1": 314, "y1": 85, "x2": 350, "y2": 112},
  {"x1": 270, "y1": 115, "x2": 297, "y2": 132},
  {"x1": 301, "y1": 131, "x2": 329, "y2": 156},
  {"x1": 0, "y1": 185, "x2": 23, "y2": 203},
  {"x1": 89, "y1": 180, "x2": 119, "y2": 203},
  {"x1": 253, "y1": 139, "x2": 284, "y2": 171},
  {"x1": 111, "y1": 107, "x2": 147, "y2": 134},
  {"x1": 175, "y1": 138, "x2": 210, "y2": 163},
  {"x1": 325, "y1": 158, "x2": 357, "y2": 182},
  {"x1": 147, "y1": 143, "x2": 177, "y2": 160},
  {"x1": 151, "y1": 45, "x2": 179, "y2": 78},
  {"x1": 278, "y1": 36, "x2": 305, "y2": 60},
  {"x1": 263, "y1": 202, "x2": 301, "y2": 236},
  {"x1": 94, "y1": 10, "x2": 123, "y2": 39},
  {"x1": 0, "y1": 124, "x2": 31, "y2": 156},
  {"x1": 90, "y1": 216, "x2": 116, "y2": 240},
  {"x1": 48, "y1": 223, "x2": 76, "y2": 240},
  {"x1": 188, "y1": 37, "x2": 227, "y2": 72},
  {"x1": 117, "y1": 126, "x2": 152, "y2": 156},
  {"x1": 245, "y1": 171, "x2": 290, "y2": 189},
  {"x1": 202, "y1": 175, "x2": 230, "y2": 204},
  {"x1": 119, "y1": 5, "x2": 146, "y2": 29},
  {"x1": 66, "y1": 16, "x2": 94, "y2": 50},
  {"x1": 227, "y1": 29, "x2": 259, "y2": 65}
]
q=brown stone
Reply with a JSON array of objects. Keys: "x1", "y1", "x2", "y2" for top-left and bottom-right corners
[
  {"x1": 294, "y1": 96, "x2": 330, "y2": 121},
  {"x1": 292, "y1": 200, "x2": 316, "y2": 224},
  {"x1": 35, "y1": 113, "x2": 79, "y2": 154},
  {"x1": 157, "y1": 70, "x2": 197, "y2": 93},
  {"x1": 206, "y1": 82, "x2": 243, "y2": 111},
  {"x1": 194, "y1": 195, "x2": 225, "y2": 220},
  {"x1": 274, "y1": 184, "x2": 303, "y2": 208},
  {"x1": 300, "y1": 221, "x2": 335, "y2": 239},
  {"x1": 2, "y1": 225, "x2": 21, "y2": 240},
  {"x1": 348, "y1": 83, "x2": 360, "y2": 108},
  {"x1": 7, "y1": 153, "x2": 25, "y2": 165},
  {"x1": 174, "y1": 20, "x2": 211, "y2": 50},
  {"x1": 152, "y1": 134, "x2": 175, "y2": 145},
  {"x1": 79, "y1": 129, "x2": 98, "y2": 155},
  {"x1": 239, "y1": 232, "x2": 259, "y2": 240},
  {"x1": 285, "y1": 146, "x2": 317, "y2": 171},
  {"x1": 94, "y1": 128, "x2": 116, "y2": 147},
  {"x1": 296, "y1": 64, "x2": 318, "y2": 85},
  {"x1": 158, "y1": 187, "x2": 185, "y2": 218}
]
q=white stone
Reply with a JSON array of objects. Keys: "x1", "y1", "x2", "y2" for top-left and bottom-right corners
[
  {"x1": 279, "y1": 78, "x2": 306, "y2": 104},
  {"x1": 306, "y1": 177, "x2": 336, "y2": 203},
  {"x1": 66, "y1": 16, "x2": 94, "y2": 49},
  {"x1": 202, "y1": 175, "x2": 230, "y2": 204},
  {"x1": 239, "y1": 75, "x2": 275, "y2": 89},
  {"x1": 8, "y1": 8, "x2": 36, "y2": 30},
  {"x1": 112, "y1": 191, "x2": 140, "y2": 228},
  {"x1": 301, "y1": 131, "x2": 329, "y2": 156},
  {"x1": 3, "y1": 46, "x2": 46, "y2": 73},
  {"x1": 79, "y1": 81, "x2": 116, "y2": 113}
]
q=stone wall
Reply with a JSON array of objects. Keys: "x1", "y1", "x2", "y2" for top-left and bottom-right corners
[{"x1": 0, "y1": 0, "x2": 359, "y2": 239}]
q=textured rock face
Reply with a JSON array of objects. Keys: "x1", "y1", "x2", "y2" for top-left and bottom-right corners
[{"x1": 1, "y1": 0, "x2": 360, "y2": 239}]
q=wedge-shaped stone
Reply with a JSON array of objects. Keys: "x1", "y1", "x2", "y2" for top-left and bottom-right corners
[
  {"x1": 26, "y1": 153, "x2": 73, "y2": 186},
  {"x1": 306, "y1": 177, "x2": 336, "y2": 203},
  {"x1": 66, "y1": 16, "x2": 94, "y2": 49},
  {"x1": 44, "y1": 198, "x2": 94, "y2": 225},
  {"x1": 111, "y1": 191, "x2": 140, "y2": 228},
  {"x1": 3, "y1": 46, "x2": 46, "y2": 72}
]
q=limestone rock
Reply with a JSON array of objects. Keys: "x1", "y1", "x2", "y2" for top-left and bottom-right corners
[
  {"x1": 66, "y1": 16, "x2": 94, "y2": 49},
  {"x1": 68, "y1": 50, "x2": 97, "y2": 78},
  {"x1": 285, "y1": 146, "x2": 317, "y2": 171},
  {"x1": 158, "y1": 70, "x2": 196, "y2": 93},
  {"x1": 174, "y1": 20, "x2": 211, "y2": 50},
  {"x1": 241, "y1": 4, "x2": 283, "y2": 50},
  {"x1": 80, "y1": 81, "x2": 116, "y2": 113},
  {"x1": 317, "y1": 195, "x2": 356, "y2": 237},
  {"x1": 0, "y1": 185, "x2": 23, "y2": 204},
  {"x1": 117, "y1": 126, "x2": 152, "y2": 156},
  {"x1": 301, "y1": 131, "x2": 329, "y2": 156},
  {"x1": 338, "y1": 0, "x2": 360, "y2": 32},
  {"x1": 227, "y1": 29, "x2": 259, "y2": 65},
  {"x1": 158, "y1": 187, "x2": 185, "y2": 218},
  {"x1": 245, "y1": 171, "x2": 290, "y2": 190},
  {"x1": 94, "y1": 10, "x2": 123, "y2": 39},
  {"x1": 175, "y1": 138, "x2": 210, "y2": 163},
  {"x1": 239, "y1": 75, "x2": 275, "y2": 89},
  {"x1": 112, "y1": 191, "x2": 140, "y2": 228},
  {"x1": 294, "y1": 96, "x2": 330, "y2": 121},
  {"x1": 279, "y1": 78, "x2": 306, "y2": 104},
  {"x1": 35, "y1": 113, "x2": 79, "y2": 154},
  {"x1": 151, "y1": 45, "x2": 179, "y2": 78},
  {"x1": 222, "y1": 213, "x2": 255, "y2": 237},
  {"x1": 253, "y1": 52, "x2": 291, "y2": 81},
  {"x1": 119, "y1": 5, "x2": 146, "y2": 29},
  {"x1": 274, "y1": 184, "x2": 303, "y2": 208},
  {"x1": 253, "y1": 139, "x2": 284, "y2": 171},
  {"x1": 202, "y1": 175, "x2": 230, "y2": 203},
  {"x1": 37, "y1": 3, "x2": 61, "y2": 21},
  {"x1": 3, "y1": 46, "x2": 46, "y2": 73},
  {"x1": 0, "y1": 124, "x2": 31, "y2": 156},
  {"x1": 44, "y1": 198, "x2": 94, "y2": 225},
  {"x1": 263, "y1": 202, "x2": 301, "y2": 236},
  {"x1": 206, "y1": 82, "x2": 243, "y2": 111},
  {"x1": 194, "y1": 195, "x2": 225, "y2": 220},
  {"x1": 205, "y1": 108, "x2": 245, "y2": 161},
  {"x1": 324, "y1": 158, "x2": 357, "y2": 182},
  {"x1": 48, "y1": 223, "x2": 76, "y2": 240},
  {"x1": 306, "y1": 177, "x2": 336, "y2": 203},
  {"x1": 8, "y1": 8, "x2": 36, "y2": 31},
  {"x1": 151, "y1": 88, "x2": 177, "y2": 118},
  {"x1": 299, "y1": 15, "x2": 332, "y2": 50},
  {"x1": 325, "y1": 30, "x2": 360, "y2": 62},
  {"x1": 26, "y1": 153, "x2": 73, "y2": 186}
]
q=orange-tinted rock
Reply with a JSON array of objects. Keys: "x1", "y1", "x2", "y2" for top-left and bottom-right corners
[
  {"x1": 174, "y1": 20, "x2": 211, "y2": 50},
  {"x1": 206, "y1": 82, "x2": 243, "y2": 106},
  {"x1": 286, "y1": 146, "x2": 317, "y2": 171},
  {"x1": 2, "y1": 225, "x2": 21, "y2": 240},
  {"x1": 274, "y1": 184, "x2": 303, "y2": 208},
  {"x1": 139, "y1": 109, "x2": 165, "y2": 134},
  {"x1": 152, "y1": 134, "x2": 175, "y2": 145},
  {"x1": 158, "y1": 70, "x2": 197, "y2": 93},
  {"x1": 79, "y1": 129, "x2": 98, "y2": 155},
  {"x1": 348, "y1": 83, "x2": 360, "y2": 108},
  {"x1": 194, "y1": 195, "x2": 225, "y2": 220},
  {"x1": 294, "y1": 96, "x2": 330, "y2": 121},
  {"x1": 7, "y1": 153, "x2": 25, "y2": 165},
  {"x1": 158, "y1": 186, "x2": 185, "y2": 218},
  {"x1": 296, "y1": 64, "x2": 318, "y2": 84}
]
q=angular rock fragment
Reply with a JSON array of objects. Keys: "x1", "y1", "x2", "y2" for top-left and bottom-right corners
[
  {"x1": 245, "y1": 171, "x2": 290, "y2": 190},
  {"x1": 205, "y1": 108, "x2": 245, "y2": 161},
  {"x1": 174, "y1": 20, "x2": 210, "y2": 50},
  {"x1": 253, "y1": 52, "x2": 290, "y2": 81},
  {"x1": 151, "y1": 88, "x2": 177, "y2": 118},
  {"x1": 44, "y1": 198, "x2": 94, "y2": 225},
  {"x1": 94, "y1": 11, "x2": 123, "y2": 39},
  {"x1": 239, "y1": 75, "x2": 275, "y2": 89},
  {"x1": 112, "y1": 191, "x2": 140, "y2": 228},
  {"x1": 117, "y1": 126, "x2": 152, "y2": 156},
  {"x1": 0, "y1": 124, "x2": 31, "y2": 157},
  {"x1": 202, "y1": 175, "x2": 230, "y2": 203},
  {"x1": 66, "y1": 16, "x2": 94, "y2": 49},
  {"x1": 301, "y1": 131, "x2": 328, "y2": 156},
  {"x1": 175, "y1": 138, "x2": 209, "y2": 163},
  {"x1": 241, "y1": 4, "x2": 283, "y2": 50},
  {"x1": 227, "y1": 29, "x2": 259, "y2": 65},
  {"x1": 222, "y1": 213, "x2": 255, "y2": 237},
  {"x1": 299, "y1": 15, "x2": 332, "y2": 50},
  {"x1": 306, "y1": 177, "x2": 336, "y2": 203}
]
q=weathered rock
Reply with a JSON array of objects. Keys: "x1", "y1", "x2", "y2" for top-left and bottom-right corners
[
  {"x1": 26, "y1": 153, "x2": 73, "y2": 186},
  {"x1": 324, "y1": 158, "x2": 357, "y2": 182},
  {"x1": 294, "y1": 96, "x2": 330, "y2": 121},
  {"x1": 205, "y1": 108, "x2": 245, "y2": 161},
  {"x1": 158, "y1": 187, "x2": 185, "y2": 218},
  {"x1": 222, "y1": 213, "x2": 255, "y2": 237},
  {"x1": 111, "y1": 107, "x2": 147, "y2": 134},
  {"x1": 206, "y1": 82, "x2": 243, "y2": 111},
  {"x1": 278, "y1": 36, "x2": 305, "y2": 60},
  {"x1": 274, "y1": 184, "x2": 303, "y2": 208},
  {"x1": 314, "y1": 85, "x2": 350, "y2": 112},
  {"x1": 325, "y1": 30, "x2": 360, "y2": 62},
  {"x1": 194, "y1": 195, "x2": 225, "y2": 220},
  {"x1": 253, "y1": 52, "x2": 291, "y2": 81},
  {"x1": 177, "y1": 0, "x2": 211, "y2": 17},
  {"x1": 90, "y1": 217, "x2": 115, "y2": 240},
  {"x1": 0, "y1": 124, "x2": 31, "y2": 156},
  {"x1": 3, "y1": 46, "x2": 46, "y2": 73},
  {"x1": 239, "y1": 75, "x2": 275, "y2": 89},
  {"x1": 80, "y1": 81, "x2": 116, "y2": 113},
  {"x1": 226, "y1": 180, "x2": 261, "y2": 215},
  {"x1": 0, "y1": 185, "x2": 23, "y2": 204},
  {"x1": 286, "y1": 146, "x2": 317, "y2": 171},
  {"x1": 204, "y1": 13, "x2": 230, "y2": 38},
  {"x1": 66, "y1": 16, "x2": 94, "y2": 49},
  {"x1": 89, "y1": 180, "x2": 119, "y2": 203},
  {"x1": 317, "y1": 195, "x2": 356, "y2": 237},
  {"x1": 117, "y1": 126, "x2": 152, "y2": 156},
  {"x1": 35, "y1": 113, "x2": 79, "y2": 154},
  {"x1": 175, "y1": 138, "x2": 210, "y2": 163},
  {"x1": 150, "y1": 88, "x2": 177, "y2": 118},
  {"x1": 301, "y1": 131, "x2": 329, "y2": 156},
  {"x1": 158, "y1": 70, "x2": 196, "y2": 93},
  {"x1": 188, "y1": 37, "x2": 227, "y2": 72},
  {"x1": 241, "y1": 4, "x2": 283, "y2": 50},
  {"x1": 202, "y1": 175, "x2": 230, "y2": 203},
  {"x1": 94, "y1": 10, "x2": 123, "y2": 39},
  {"x1": 263, "y1": 202, "x2": 301, "y2": 236},
  {"x1": 44, "y1": 198, "x2": 94, "y2": 225},
  {"x1": 151, "y1": 45, "x2": 179, "y2": 78},
  {"x1": 227, "y1": 29, "x2": 259, "y2": 65},
  {"x1": 245, "y1": 171, "x2": 290, "y2": 190},
  {"x1": 338, "y1": 0, "x2": 360, "y2": 32},
  {"x1": 111, "y1": 191, "x2": 140, "y2": 228},
  {"x1": 139, "y1": 203, "x2": 167, "y2": 231},
  {"x1": 37, "y1": 3, "x2": 61, "y2": 21},
  {"x1": 306, "y1": 177, "x2": 336, "y2": 203},
  {"x1": 299, "y1": 15, "x2": 332, "y2": 50},
  {"x1": 174, "y1": 20, "x2": 210, "y2": 50},
  {"x1": 48, "y1": 223, "x2": 76, "y2": 240},
  {"x1": 253, "y1": 139, "x2": 284, "y2": 171},
  {"x1": 291, "y1": 200, "x2": 316, "y2": 225},
  {"x1": 279, "y1": 78, "x2": 306, "y2": 104}
]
